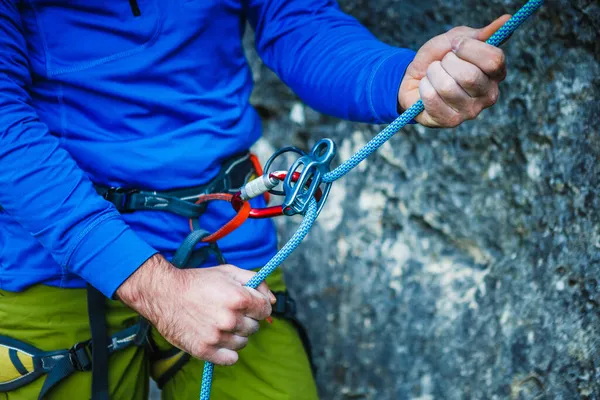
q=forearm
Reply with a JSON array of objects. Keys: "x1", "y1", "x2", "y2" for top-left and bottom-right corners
[{"x1": 246, "y1": 0, "x2": 415, "y2": 124}]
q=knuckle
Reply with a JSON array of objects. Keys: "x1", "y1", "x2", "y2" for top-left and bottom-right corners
[
  {"x1": 491, "y1": 50, "x2": 506, "y2": 70},
  {"x1": 448, "y1": 113, "x2": 462, "y2": 128},
  {"x1": 462, "y1": 70, "x2": 479, "y2": 87},
  {"x1": 248, "y1": 320, "x2": 260, "y2": 335},
  {"x1": 487, "y1": 86, "x2": 500, "y2": 106},
  {"x1": 193, "y1": 343, "x2": 211, "y2": 359},
  {"x1": 430, "y1": 60, "x2": 442, "y2": 69},
  {"x1": 219, "y1": 315, "x2": 238, "y2": 331},
  {"x1": 466, "y1": 106, "x2": 479, "y2": 120},
  {"x1": 422, "y1": 89, "x2": 437, "y2": 105},
  {"x1": 231, "y1": 290, "x2": 251, "y2": 310},
  {"x1": 206, "y1": 329, "x2": 222, "y2": 346},
  {"x1": 263, "y1": 301, "x2": 272, "y2": 318},
  {"x1": 442, "y1": 52, "x2": 454, "y2": 64},
  {"x1": 449, "y1": 26, "x2": 468, "y2": 36},
  {"x1": 426, "y1": 62, "x2": 438, "y2": 77},
  {"x1": 439, "y1": 80, "x2": 455, "y2": 98}
]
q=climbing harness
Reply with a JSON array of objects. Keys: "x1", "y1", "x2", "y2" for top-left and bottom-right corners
[
  {"x1": 0, "y1": 316, "x2": 149, "y2": 398},
  {"x1": 0, "y1": 151, "x2": 284, "y2": 399},
  {"x1": 197, "y1": 1, "x2": 545, "y2": 398}
]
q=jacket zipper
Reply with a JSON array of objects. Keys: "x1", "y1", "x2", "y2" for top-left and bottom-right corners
[{"x1": 129, "y1": 0, "x2": 141, "y2": 16}]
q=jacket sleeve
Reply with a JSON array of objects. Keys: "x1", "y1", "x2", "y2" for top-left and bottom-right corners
[
  {"x1": 0, "y1": 1, "x2": 157, "y2": 298},
  {"x1": 244, "y1": 0, "x2": 416, "y2": 124}
]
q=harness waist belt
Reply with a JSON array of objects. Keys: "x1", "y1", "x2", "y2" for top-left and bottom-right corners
[{"x1": 95, "y1": 152, "x2": 255, "y2": 218}]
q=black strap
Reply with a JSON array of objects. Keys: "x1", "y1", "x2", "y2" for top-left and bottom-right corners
[
  {"x1": 172, "y1": 229, "x2": 227, "y2": 269},
  {"x1": 37, "y1": 341, "x2": 93, "y2": 399},
  {"x1": 94, "y1": 189, "x2": 208, "y2": 218},
  {"x1": 271, "y1": 291, "x2": 316, "y2": 376},
  {"x1": 171, "y1": 230, "x2": 212, "y2": 268},
  {"x1": 0, "y1": 318, "x2": 142, "y2": 398},
  {"x1": 95, "y1": 152, "x2": 253, "y2": 217},
  {"x1": 154, "y1": 352, "x2": 191, "y2": 389},
  {"x1": 87, "y1": 285, "x2": 109, "y2": 400},
  {"x1": 38, "y1": 357, "x2": 76, "y2": 400},
  {"x1": 9, "y1": 349, "x2": 28, "y2": 375}
]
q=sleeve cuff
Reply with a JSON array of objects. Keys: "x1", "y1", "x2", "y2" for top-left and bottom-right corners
[
  {"x1": 367, "y1": 48, "x2": 417, "y2": 124},
  {"x1": 67, "y1": 214, "x2": 158, "y2": 298}
]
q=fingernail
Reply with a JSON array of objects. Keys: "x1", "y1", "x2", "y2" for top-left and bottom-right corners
[
  {"x1": 451, "y1": 37, "x2": 463, "y2": 52},
  {"x1": 269, "y1": 291, "x2": 276, "y2": 303}
]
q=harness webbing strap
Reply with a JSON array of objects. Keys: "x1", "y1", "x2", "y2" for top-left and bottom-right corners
[
  {"x1": 9, "y1": 349, "x2": 27, "y2": 375},
  {"x1": 172, "y1": 230, "x2": 214, "y2": 268},
  {"x1": 95, "y1": 152, "x2": 254, "y2": 218},
  {"x1": 188, "y1": 193, "x2": 251, "y2": 243},
  {"x1": 38, "y1": 356, "x2": 77, "y2": 400},
  {"x1": 0, "y1": 322, "x2": 144, "y2": 397},
  {"x1": 87, "y1": 285, "x2": 109, "y2": 400}
]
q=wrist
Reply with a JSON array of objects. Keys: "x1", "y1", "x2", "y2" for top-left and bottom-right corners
[{"x1": 116, "y1": 253, "x2": 178, "y2": 313}]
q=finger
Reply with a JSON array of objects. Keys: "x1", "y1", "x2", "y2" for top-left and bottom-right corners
[
  {"x1": 255, "y1": 282, "x2": 276, "y2": 304},
  {"x1": 217, "y1": 332, "x2": 249, "y2": 352},
  {"x1": 418, "y1": 77, "x2": 462, "y2": 128},
  {"x1": 476, "y1": 14, "x2": 512, "y2": 42},
  {"x1": 242, "y1": 287, "x2": 272, "y2": 320},
  {"x1": 223, "y1": 264, "x2": 258, "y2": 284},
  {"x1": 444, "y1": 15, "x2": 511, "y2": 44},
  {"x1": 224, "y1": 265, "x2": 272, "y2": 297},
  {"x1": 441, "y1": 52, "x2": 490, "y2": 98},
  {"x1": 451, "y1": 38, "x2": 506, "y2": 80},
  {"x1": 216, "y1": 311, "x2": 261, "y2": 336},
  {"x1": 209, "y1": 347, "x2": 239, "y2": 366},
  {"x1": 426, "y1": 61, "x2": 473, "y2": 117},
  {"x1": 232, "y1": 316, "x2": 260, "y2": 337},
  {"x1": 222, "y1": 264, "x2": 275, "y2": 303}
]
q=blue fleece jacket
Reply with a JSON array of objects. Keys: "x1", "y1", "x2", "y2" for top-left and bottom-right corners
[{"x1": 0, "y1": 0, "x2": 415, "y2": 298}]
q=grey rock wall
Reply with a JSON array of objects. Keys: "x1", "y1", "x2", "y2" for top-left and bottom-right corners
[{"x1": 246, "y1": 0, "x2": 600, "y2": 399}]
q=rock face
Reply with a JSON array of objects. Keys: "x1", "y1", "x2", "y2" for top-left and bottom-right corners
[{"x1": 245, "y1": 0, "x2": 600, "y2": 399}]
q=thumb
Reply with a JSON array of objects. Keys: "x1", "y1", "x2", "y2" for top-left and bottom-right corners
[{"x1": 476, "y1": 14, "x2": 512, "y2": 42}]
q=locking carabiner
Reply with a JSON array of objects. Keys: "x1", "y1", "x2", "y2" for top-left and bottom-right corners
[{"x1": 230, "y1": 171, "x2": 323, "y2": 218}]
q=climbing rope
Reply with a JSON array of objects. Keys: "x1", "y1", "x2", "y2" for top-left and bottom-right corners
[{"x1": 199, "y1": 1, "x2": 544, "y2": 398}]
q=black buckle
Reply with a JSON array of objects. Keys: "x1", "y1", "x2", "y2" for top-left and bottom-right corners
[
  {"x1": 273, "y1": 292, "x2": 297, "y2": 320},
  {"x1": 102, "y1": 187, "x2": 139, "y2": 211},
  {"x1": 69, "y1": 341, "x2": 93, "y2": 372}
]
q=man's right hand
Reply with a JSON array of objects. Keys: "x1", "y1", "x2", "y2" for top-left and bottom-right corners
[{"x1": 116, "y1": 254, "x2": 275, "y2": 365}]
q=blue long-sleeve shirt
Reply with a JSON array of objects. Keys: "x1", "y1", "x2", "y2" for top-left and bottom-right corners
[{"x1": 0, "y1": 0, "x2": 415, "y2": 298}]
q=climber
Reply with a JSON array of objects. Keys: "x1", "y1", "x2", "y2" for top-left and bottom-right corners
[{"x1": 0, "y1": 0, "x2": 509, "y2": 399}]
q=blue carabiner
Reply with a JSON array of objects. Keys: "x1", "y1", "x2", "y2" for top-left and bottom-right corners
[{"x1": 281, "y1": 138, "x2": 336, "y2": 216}]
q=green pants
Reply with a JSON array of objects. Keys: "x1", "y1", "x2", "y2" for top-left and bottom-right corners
[{"x1": 0, "y1": 268, "x2": 318, "y2": 400}]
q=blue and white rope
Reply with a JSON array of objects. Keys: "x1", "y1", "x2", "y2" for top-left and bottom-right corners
[{"x1": 200, "y1": 1, "x2": 543, "y2": 398}]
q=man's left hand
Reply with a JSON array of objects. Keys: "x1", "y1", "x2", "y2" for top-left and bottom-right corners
[{"x1": 398, "y1": 15, "x2": 511, "y2": 128}]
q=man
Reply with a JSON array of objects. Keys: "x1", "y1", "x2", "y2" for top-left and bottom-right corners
[{"x1": 0, "y1": 0, "x2": 508, "y2": 398}]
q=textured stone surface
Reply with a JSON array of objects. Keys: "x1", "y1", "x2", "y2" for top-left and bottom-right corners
[{"x1": 245, "y1": 1, "x2": 600, "y2": 398}]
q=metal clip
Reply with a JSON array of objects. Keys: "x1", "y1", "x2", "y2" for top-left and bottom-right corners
[
  {"x1": 281, "y1": 138, "x2": 336, "y2": 216},
  {"x1": 231, "y1": 171, "x2": 324, "y2": 219}
]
